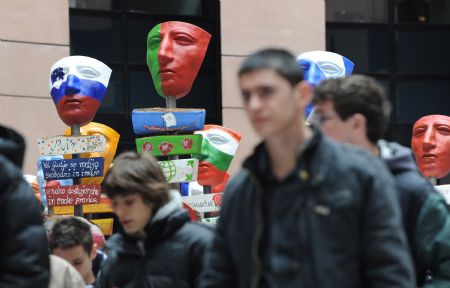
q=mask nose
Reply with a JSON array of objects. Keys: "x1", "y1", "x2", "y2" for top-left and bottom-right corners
[
  {"x1": 64, "y1": 74, "x2": 81, "y2": 95},
  {"x1": 422, "y1": 128, "x2": 436, "y2": 151},
  {"x1": 158, "y1": 36, "x2": 174, "y2": 66}
]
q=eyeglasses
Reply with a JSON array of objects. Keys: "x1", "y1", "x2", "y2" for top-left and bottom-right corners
[{"x1": 308, "y1": 110, "x2": 339, "y2": 125}]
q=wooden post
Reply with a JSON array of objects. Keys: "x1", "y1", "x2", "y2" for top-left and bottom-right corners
[
  {"x1": 203, "y1": 185, "x2": 212, "y2": 219},
  {"x1": 165, "y1": 96, "x2": 177, "y2": 109},
  {"x1": 71, "y1": 124, "x2": 83, "y2": 217},
  {"x1": 165, "y1": 96, "x2": 180, "y2": 191}
]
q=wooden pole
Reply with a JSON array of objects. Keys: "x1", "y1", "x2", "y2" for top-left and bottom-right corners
[
  {"x1": 165, "y1": 96, "x2": 180, "y2": 191},
  {"x1": 71, "y1": 124, "x2": 83, "y2": 217}
]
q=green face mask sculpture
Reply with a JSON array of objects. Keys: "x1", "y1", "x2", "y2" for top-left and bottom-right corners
[
  {"x1": 146, "y1": 21, "x2": 211, "y2": 99},
  {"x1": 194, "y1": 125, "x2": 241, "y2": 193}
]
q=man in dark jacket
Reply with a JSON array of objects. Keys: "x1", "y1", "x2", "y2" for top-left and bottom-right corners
[
  {"x1": 313, "y1": 75, "x2": 450, "y2": 287},
  {"x1": 0, "y1": 124, "x2": 50, "y2": 287},
  {"x1": 96, "y1": 151, "x2": 213, "y2": 288},
  {"x1": 199, "y1": 49, "x2": 415, "y2": 288}
]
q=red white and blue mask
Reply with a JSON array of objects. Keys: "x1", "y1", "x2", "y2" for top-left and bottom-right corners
[
  {"x1": 49, "y1": 56, "x2": 112, "y2": 104},
  {"x1": 297, "y1": 51, "x2": 354, "y2": 87},
  {"x1": 49, "y1": 56, "x2": 112, "y2": 126},
  {"x1": 297, "y1": 51, "x2": 354, "y2": 118}
]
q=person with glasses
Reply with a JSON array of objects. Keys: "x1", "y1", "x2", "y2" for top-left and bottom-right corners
[{"x1": 313, "y1": 75, "x2": 450, "y2": 287}]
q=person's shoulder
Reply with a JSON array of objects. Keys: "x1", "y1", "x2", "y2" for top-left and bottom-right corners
[
  {"x1": 104, "y1": 233, "x2": 135, "y2": 256},
  {"x1": 378, "y1": 140, "x2": 436, "y2": 198},
  {"x1": 323, "y1": 139, "x2": 385, "y2": 174},
  {"x1": 0, "y1": 154, "x2": 23, "y2": 189},
  {"x1": 178, "y1": 221, "x2": 214, "y2": 244},
  {"x1": 396, "y1": 169, "x2": 435, "y2": 196}
]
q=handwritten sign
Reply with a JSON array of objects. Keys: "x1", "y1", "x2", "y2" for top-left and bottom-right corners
[
  {"x1": 53, "y1": 194, "x2": 112, "y2": 215},
  {"x1": 182, "y1": 193, "x2": 223, "y2": 213},
  {"x1": 45, "y1": 184, "x2": 101, "y2": 207},
  {"x1": 136, "y1": 134, "x2": 202, "y2": 156},
  {"x1": 41, "y1": 157, "x2": 104, "y2": 180},
  {"x1": 159, "y1": 159, "x2": 198, "y2": 183},
  {"x1": 38, "y1": 135, "x2": 106, "y2": 156}
]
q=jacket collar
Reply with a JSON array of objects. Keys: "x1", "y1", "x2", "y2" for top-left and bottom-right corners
[
  {"x1": 151, "y1": 189, "x2": 183, "y2": 224},
  {"x1": 243, "y1": 126, "x2": 328, "y2": 186}
]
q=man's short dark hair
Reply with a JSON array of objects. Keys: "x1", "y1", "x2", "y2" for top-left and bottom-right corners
[
  {"x1": 102, "y1": 151, "x2": 169, "y2": 213},
  {"x1": 313, "y1": 75, "x2": 392, "y2": 143},
  {"x1": 49, "y1": 217, "x2": 93, "y2": 255},
  {"x1": 238, "y1": 48, "x2": 303, "y2": 86}
]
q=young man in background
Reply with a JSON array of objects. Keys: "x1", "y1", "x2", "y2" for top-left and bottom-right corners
[
  {"x1": 49, "y1": 217, "x2": 97, "y2": 287},
  {"x1": 200, "y1": 48, "x2": 415, "y2": 288},
  {"x1": 313, "y1": 75, "x2": 450, "y2": 287}
]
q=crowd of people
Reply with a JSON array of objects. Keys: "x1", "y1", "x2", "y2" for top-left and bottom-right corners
[{"x1": 1, "y1": 48, "x2": 450, "y2": 288}]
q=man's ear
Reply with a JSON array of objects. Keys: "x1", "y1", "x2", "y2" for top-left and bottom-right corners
[
  {"x1": 296, "y1": 80, "x2": 313, "y2": 107},
  {"x1": 90, "y1": 243, "x2": 98, "y2": 260},
  {"x1": 351, "y1": 113, "x2": 367, "y2": 132}
]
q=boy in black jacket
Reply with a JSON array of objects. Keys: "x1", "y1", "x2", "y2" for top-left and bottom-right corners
[{"x1": 96, "y1": 151, "x2": 212, "y2": 288}]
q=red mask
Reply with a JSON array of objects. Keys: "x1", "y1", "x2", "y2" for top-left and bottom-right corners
[
  {"x1": 411, "y1": 115, "x2": 450, "y2": 179},
  {"x1": 147, "y1": 21, "x2": 211, "y2": 99}
]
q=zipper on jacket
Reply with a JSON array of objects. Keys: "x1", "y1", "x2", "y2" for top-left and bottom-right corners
[{"x1": 245, "y1": 169, "x2": 265, "y2": 288}]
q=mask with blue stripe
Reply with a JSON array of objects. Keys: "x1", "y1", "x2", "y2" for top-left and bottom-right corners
[
  {"x1": 49, "y1": 56, "x2": 112, "y2": 126},
  {"x1": 297, "y1": 51, "x2": 354, "y2": 119}
]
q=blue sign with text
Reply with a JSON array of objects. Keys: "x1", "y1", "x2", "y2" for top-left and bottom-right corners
[{"x1": 41, "y1": 157, "x2": 104, "y2": 180}]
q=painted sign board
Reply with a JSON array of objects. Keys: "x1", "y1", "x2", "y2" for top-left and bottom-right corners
[
  {"x1": 83, "y1": 195, "x2": 113, "y2": 213},
  {"x1": 45, "y1": 184, "x2": 101, "y2": 207},
  {"x1": 132, "y1": 108, "x2": 206, "y2": 134},
  {"x1": 181, "y1": 193, "x2": 222, "y2": 213},
  {"x1": 38, "y1": 135, "x2": 106, "y2": 156},
  {"x1": 41, "y1": 157, "x2": 104, "y2": 180},
  {"x1": 91, "y1": 218, "x2": 114, "y2": 236},
  {"x1": 53, "y1": 194, "x2": 113, "y2": 215},
  {"x1": 53, "y1": 206, "x2": 74, "y2": 215},
  {"x1": 136, "y1": 135, "x2": 202, "y2": 156},
  {"x1": 159, "y1": 158, "x2": 198, "y2": 183}
]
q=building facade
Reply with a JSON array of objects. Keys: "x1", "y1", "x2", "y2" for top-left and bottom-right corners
[{"x1": 1, "y1": 0, "x2": 325, "y2": 175}]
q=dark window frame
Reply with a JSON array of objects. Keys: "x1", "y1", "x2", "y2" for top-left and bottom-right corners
[{"x1": 326, "y1": 0, "x2": 450, "y2": 146}]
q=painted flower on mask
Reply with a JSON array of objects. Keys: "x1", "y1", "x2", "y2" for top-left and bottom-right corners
[{"x1": 159, "y1": 142, "x2": 173, "y2": 155}]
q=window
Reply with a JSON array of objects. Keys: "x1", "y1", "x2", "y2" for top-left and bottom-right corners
[
  {"x1": 69, "y1": 0, "x2": 222, "y2": 153},
  {"x1": 326, "y1": 0, "x2": 450, "y2": 147}
]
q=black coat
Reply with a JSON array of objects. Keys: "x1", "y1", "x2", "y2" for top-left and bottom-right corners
[
  {"x1": 0, "y1": 125, "x2": 50, "y2": 287},
  {"x1": 200, "y1": 128, "x2": 415, "y2": 288},
  {"x1": 96, "y1": 208, "x2": 213, "y2": 288}
]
